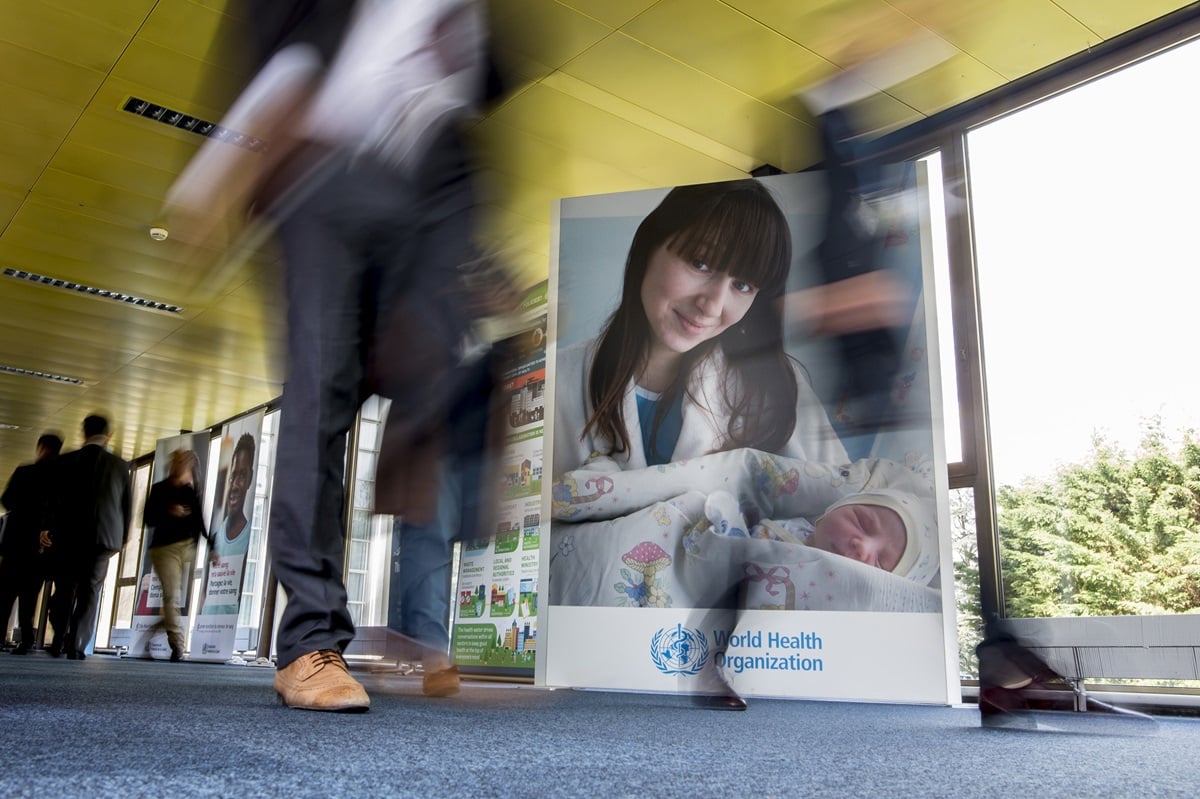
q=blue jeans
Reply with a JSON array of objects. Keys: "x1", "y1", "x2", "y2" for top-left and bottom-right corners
[{"x1": 390, "y1": 452, "x2": 483, "y2": 659}]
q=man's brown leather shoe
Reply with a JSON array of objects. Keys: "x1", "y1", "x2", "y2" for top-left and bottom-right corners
[
  {"x1": 422, "y1": 665, "x2": 461, "y2": 697},
  {"x1": 275, "y1": 650, "x2": 371, "y2": 712}
]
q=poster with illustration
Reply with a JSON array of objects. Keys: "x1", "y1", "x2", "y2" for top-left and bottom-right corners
[
  {"x1": 189, "y1": 410, "x2": 264, "y2": 662},
  {"x1": 450, "y1": 288, "x2": 547, "y2": 674},
  {"x1": 129, "y1": 432, "x2": 212, "y2": 660},
  {"x1": 542, "y1": 171, "x2": 959, "y2": 704}
]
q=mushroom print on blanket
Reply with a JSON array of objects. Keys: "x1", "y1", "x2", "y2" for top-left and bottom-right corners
[{"x1": 617, "y1": 541, "x2": 673, "y2": 607}]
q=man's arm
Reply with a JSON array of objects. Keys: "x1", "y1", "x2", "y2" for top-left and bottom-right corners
[
  {"x1": 1, "y1": 466, "x2": 27, "y2": 513},
  {"x1": 41, "y1": 451, "x2": 77, "y2": 551}
]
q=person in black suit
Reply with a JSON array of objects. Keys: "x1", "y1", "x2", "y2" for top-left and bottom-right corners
[
  {"x1": 165, "y1": 0, "x2": 508, "y2": 710},
  {"x1": 0, "y1": 433, "x2": 63, "y2": 654},
  {"x1": 45, "y1": 415, "x2": 132, "y2": 659},
  {"x1": 233, "y1": 0, "x2": 496, "y2": 712}
]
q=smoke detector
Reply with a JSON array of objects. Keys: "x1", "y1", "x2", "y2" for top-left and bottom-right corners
[{"x1": 149, "y1": 226, "x2": 169, "y2": 241}]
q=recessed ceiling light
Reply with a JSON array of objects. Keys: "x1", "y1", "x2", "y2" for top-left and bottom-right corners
[
  {"x1": 121, "y1": 96, "x2": 266, "y2": 152},
  {"x1": 0, "y1": 364, "x2": 83, "y2": 385},
  {"x1": 2, "y1": 268, "x2": 183, "y2": 313}
]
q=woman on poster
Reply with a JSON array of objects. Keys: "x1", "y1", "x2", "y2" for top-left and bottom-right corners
[
  {"x1": 554, "y1": 179, "x2": 847, "y2": 475},
  {"x1": 552, "y1": 179, "x2": 860, "y2": 710}
]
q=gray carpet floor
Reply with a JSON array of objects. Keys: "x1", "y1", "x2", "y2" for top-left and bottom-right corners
[{"x1": 1, "y1": 653, "x2": 1196, "y2": 798}]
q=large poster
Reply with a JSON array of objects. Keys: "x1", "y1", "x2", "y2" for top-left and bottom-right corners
[
  {"x1": 541, "y1": 170, "x2": 958, "y2": 703},
  {"x1": 129, "y1": 432, "x2": 212, "y2": 659},
  {"x1": 450, "y1": 287, "x2": 547, "y2": 674},
  {"x1": 189, "y1": 410, "x2": 265, "y2": 662}
]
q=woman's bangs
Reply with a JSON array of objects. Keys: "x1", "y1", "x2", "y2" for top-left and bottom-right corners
[{"x1": 667, "y1": 194, "x2": 789, "y2": 293}]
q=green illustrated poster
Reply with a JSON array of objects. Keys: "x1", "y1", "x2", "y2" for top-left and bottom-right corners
[
  {"x1": 450, "y1": 290, "x2": 545, "y2": 674},
  {"x1": 489, "y1": 551, "x2": 517, "y2": 617},
  {"x1": 456, "y1": 564, "x2": 487, "y2": 620},
  {"x1": 452, "y1": 620, "x2": 537, "y2": 670},
  {"x1": 521, "y1": 507, "x2": 540, "y2": 551}
]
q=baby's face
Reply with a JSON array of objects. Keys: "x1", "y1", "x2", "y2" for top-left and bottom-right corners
[{"x1": 810, "y1": 504, "x2": 907, "y2": 572}]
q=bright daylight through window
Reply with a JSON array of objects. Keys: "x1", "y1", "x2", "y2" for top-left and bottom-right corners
[{"x1": 967, "y1": 37, "x2": 1200, "y2": 622}]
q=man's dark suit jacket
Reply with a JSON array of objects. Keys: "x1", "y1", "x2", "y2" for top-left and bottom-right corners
[
  {"x1": 54, "y1": 444, "x2": 132, "y2": 554},
  {"x1": 1, "y1": 459, "x2": 58, "y2": 558}
]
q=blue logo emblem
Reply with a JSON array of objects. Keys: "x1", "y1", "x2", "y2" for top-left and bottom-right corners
[{"x1": 650, "y1": 624, "x2": 709, "y2": 676}]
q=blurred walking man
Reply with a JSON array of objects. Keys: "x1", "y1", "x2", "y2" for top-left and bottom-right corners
[
  {"x1": 46, "y1": 415, "x2": 132, "y2": 659},
  {"x1": 0, "y1": 433, "x2": 62, "y2": 653},
  {"x1": 230, "y1": 0, "x2": 493, "y2": 711}
]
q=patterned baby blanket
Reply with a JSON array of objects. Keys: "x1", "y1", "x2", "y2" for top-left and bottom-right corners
[{"x1": 549, "y1": 449, "x2": 940, "y2": 613}]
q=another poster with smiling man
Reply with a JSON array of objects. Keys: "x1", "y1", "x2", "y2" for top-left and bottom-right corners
[{"x1": 190, "y1": 410, "x2": 264, "y2": 663}]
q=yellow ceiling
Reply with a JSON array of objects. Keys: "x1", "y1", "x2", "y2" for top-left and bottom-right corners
[{"x1": 0, "y1": 0, "x2": 1193, "y2": 478}]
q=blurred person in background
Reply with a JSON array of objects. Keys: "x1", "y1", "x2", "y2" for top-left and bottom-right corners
[
  {"x1": 783, "y1": 21, "x2": 955, "y2": 435},
  {"x1": 46, "y1": 415, "x2": 132, "y2": 660},
  {"x1": 0, "y1": 433, "x2": 62, "y2": 654},
  {"x1": 166, "y1": 0, "x2": 504, "y2": 711},
  {"x1": 144, "y1": 448, "x2": 210, "y2": 662},
  {"x1": 976, "y1": 613, "x2": 1157, "y2": 730},
  {"x1": 386, "y1": 333, "x2": 512, "y2": 698}
]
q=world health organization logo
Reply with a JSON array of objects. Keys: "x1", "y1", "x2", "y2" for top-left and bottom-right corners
[{"x1": 650, "y1": 624, "x2": 709, "y2": 676}]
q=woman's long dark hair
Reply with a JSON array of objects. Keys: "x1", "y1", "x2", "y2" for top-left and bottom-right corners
[{"x1": 584, "y1": 179, "x2": 799, "y2": 457}]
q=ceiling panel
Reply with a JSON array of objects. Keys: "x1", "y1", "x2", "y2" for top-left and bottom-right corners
[
  {"x1": 0, "y1": 0, "x2": 1194, "y2": 479},
  {"x1": 475, "y1": 131, "x2": 648, "y2": 212},
  {"x1": 557, "y1": 0, "x2": 659, "y2": 29},
  {"x1": 490, "y1": 0, "x2": 614, "y2": 78},
  {"x1": 49, "y1": 143, "x2": 178, "y2": 204},
  {"x1": 723, "y1": 0, "x2": 935, "y2": 70},
  {"x1": 0, "y1": 121, "x2": 59, "y2": 188},
  {"x1": 623, "y1": 0, "x2": 833, "y2": 105},
  {"x1": 891, "y1": 0, "x2": 1098, "y2": 80},
  {"x1": 0, "y1": 0, "x2": 138, "y2": 72},
  {"x1": 0, "y1": 288, "x2": 183, "y2": 349},
  {"x1": 487, "y1": 81, "x2": 746, "y2": 189},
  {"x1": 107, "y1": 356, "x2": 275, "y2": 397},
  {"x1": 541, "y1": 70, "x2": 765, "y2": 172},
  {"x1": 138, "y1": 0, "x2": 252, "y2": 70},
  {"x1": 885, "y1": 51, "x2": 1006, "y2": 118},
  {"x1": 0, "y1": 79, "x2": 81, "y2": 140},
  {"x1": 0, "y1": 187, "x2": 22, "y2": 230},
  {"x1": 8, "y1": 200, "x2": 212, "y2": 268},
  {"x1": 36, "y1": 0, "x2": 157, "y2": 31},
  {"x1": 30, "y1": 169, "x2": 162, "y2": 228},
  {"x1": 189, "y1": 0, "x2": 249, "y2": 20},
  {"x1": 0, "y1": 235, "x2": 192, "y2": 306},
  {"x1": 0, "y1": 41, "x2": 105, "y2": 107},
  {"x1": 563, "y1": 31, "x2": 869, "y2": 172},
  {"x1": 0, "y1": 394, "x2": 84, "y2": 440},
  {"x1": 58, "y1": 111, "x2": 206, "y2": 175},
  {"x1": 1057, "y1": 0, "x2": 1196, "y2": 39},
  {"x1": 110, "y1": 39, "x2": 247, "y2": 114}
]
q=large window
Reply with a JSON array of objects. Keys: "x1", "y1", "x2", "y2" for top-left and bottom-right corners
[
  {"x1": 345, "y1": 396, "x2": 393, "y2": 628},
  {"x1": 967, "y1": 38, "x2": 1200, "y2": 620},
  {"x1": 97, "y1": 461, "x2": 153, "y2": 646},
  {"x1": 919, "y1": 151, "x2": 963, "y2": 468}
]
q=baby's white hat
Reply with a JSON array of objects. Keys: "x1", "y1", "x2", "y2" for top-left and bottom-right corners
[{"x1": 822, "y1": 487, "x2": 939, "y2": 584}]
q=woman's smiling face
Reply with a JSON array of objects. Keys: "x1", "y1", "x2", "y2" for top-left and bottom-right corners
[{"x1": 640, "y1": 243, "x2": 759, "y2": 364}]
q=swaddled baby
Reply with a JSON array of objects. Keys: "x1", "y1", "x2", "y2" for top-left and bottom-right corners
[{"x1": 706, "y1": 487, "x2": 937, "y2": 583}]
